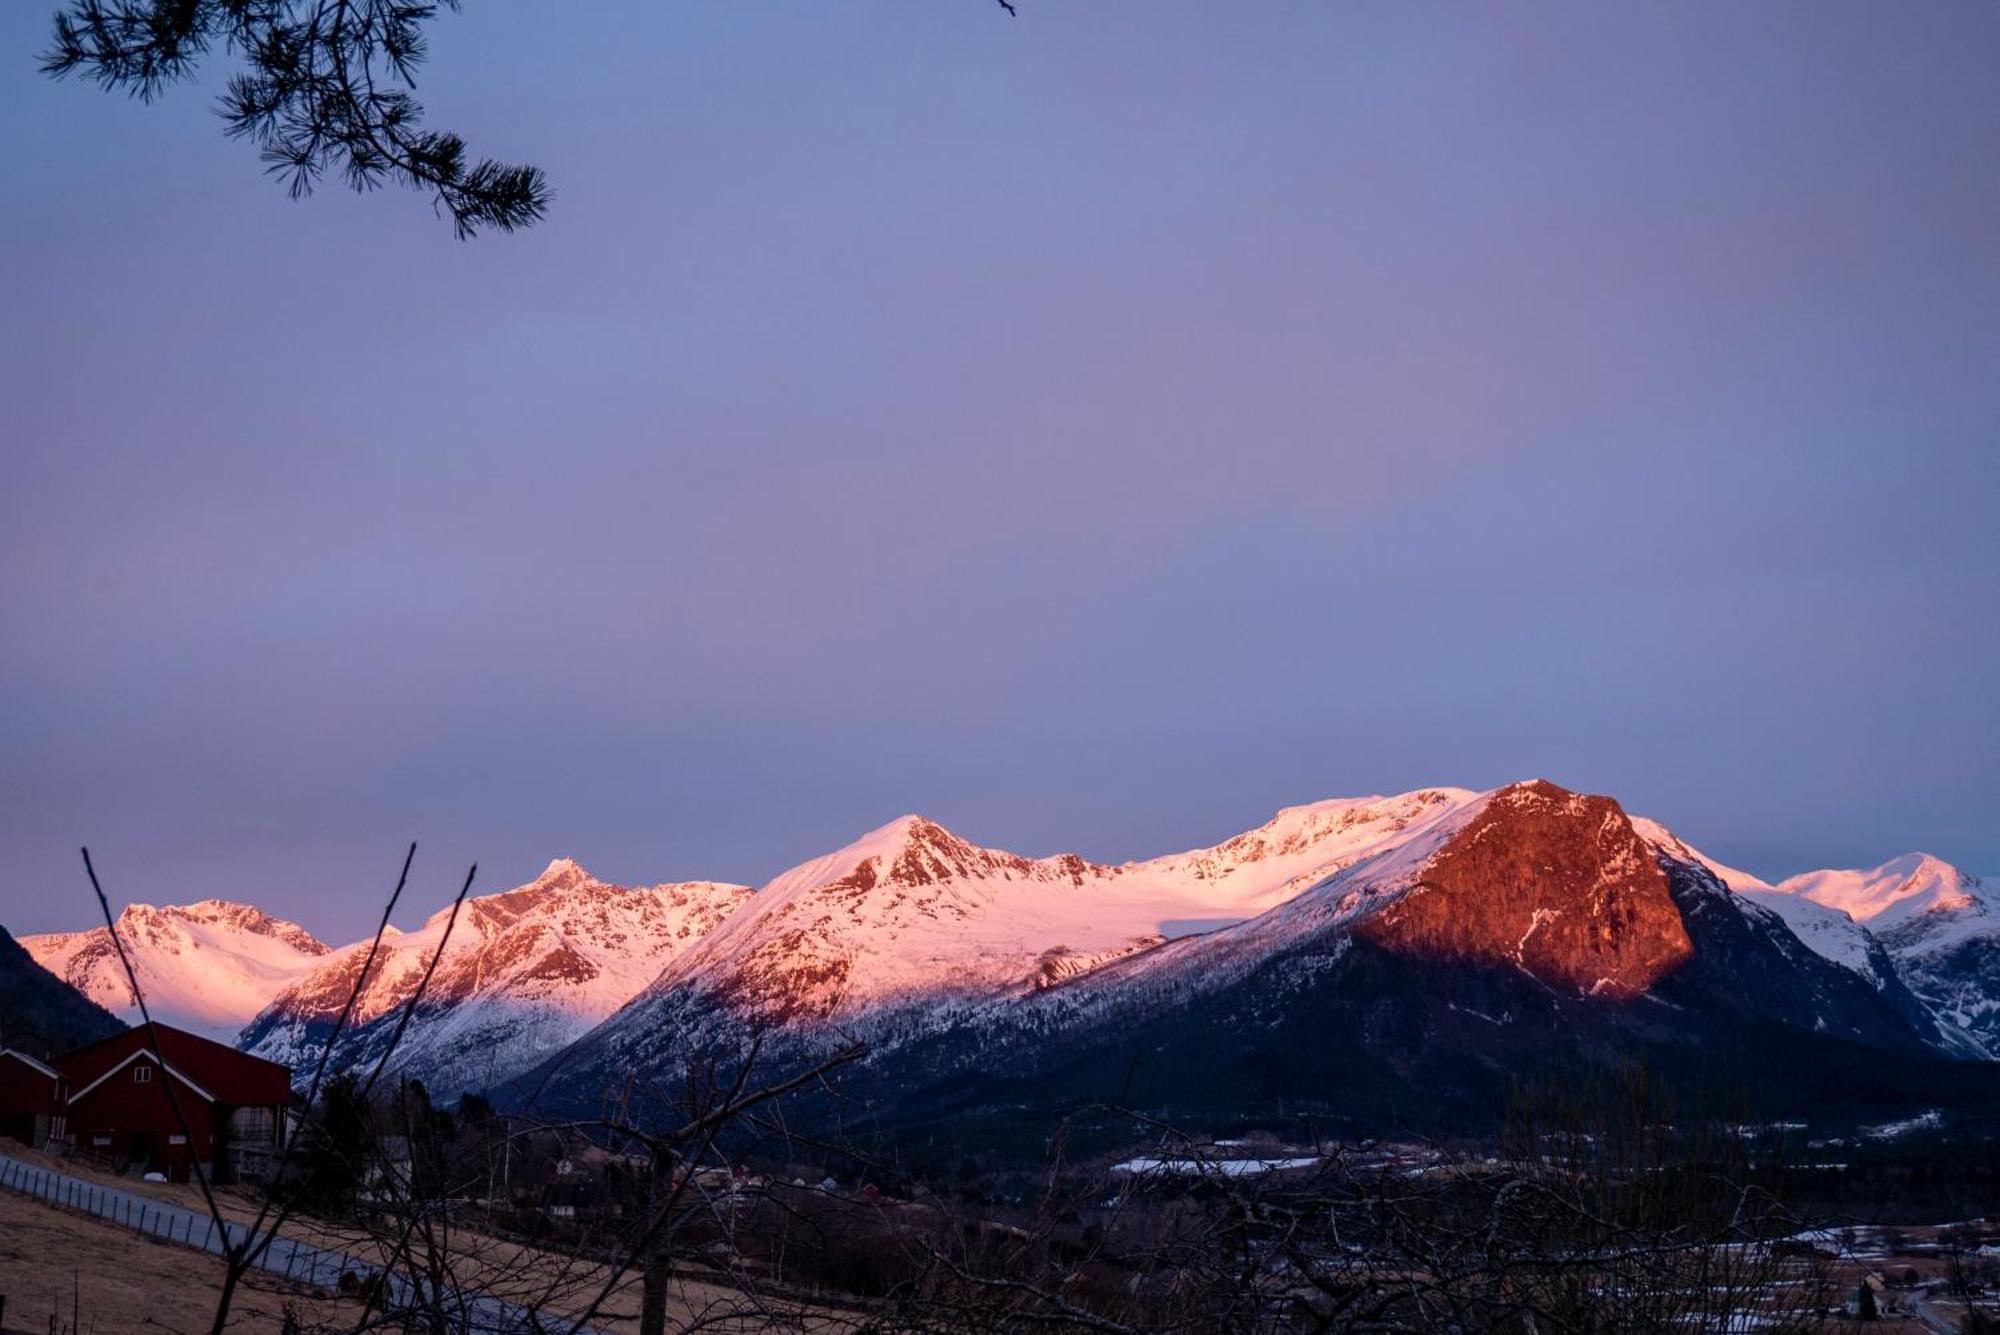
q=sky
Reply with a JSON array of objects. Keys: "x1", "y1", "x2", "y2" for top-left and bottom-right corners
[{"x1": 1, "y1": 2, "x2": 1995, "y2": 942}]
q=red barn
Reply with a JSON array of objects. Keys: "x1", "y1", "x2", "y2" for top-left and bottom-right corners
[
  {"x1": 55, "y1": 1025, "x2": 294, "y2": 1183},
  {"x1": 0, "y1": 1049, "x2": 66, "y2": 1149}
]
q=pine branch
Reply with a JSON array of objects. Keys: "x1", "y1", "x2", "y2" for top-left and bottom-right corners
[{"x1": 43, "y1": 0, "x2": 548, "y2": 236}]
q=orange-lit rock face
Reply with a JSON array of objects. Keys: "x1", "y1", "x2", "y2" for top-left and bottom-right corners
[{"x1": 1356, "y1": 781, "x2": 1692, "y2": 997}]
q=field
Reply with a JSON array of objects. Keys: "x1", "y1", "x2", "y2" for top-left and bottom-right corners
[{"x1": 0, "y1": 1141, "x2": 813, "y2": 1334}]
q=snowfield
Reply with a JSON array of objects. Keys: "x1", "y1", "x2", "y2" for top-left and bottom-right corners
[{"x1": 21, "y1": 901, "x2": 330, "y2": 1040}]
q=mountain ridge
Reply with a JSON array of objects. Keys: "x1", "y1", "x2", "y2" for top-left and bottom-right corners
[
  {"x1": 236, "y1": 858, "x2": 750, "y2": 1093},
  {"x1": 20, "y1": 900, "x2": 331, "y2": 1040},
  {"x1": 518, "y1": 781, "x2": 1992, "y2": 1128},
  {"x1": 12, "y1": 784, "x2": 1996, "y2": 1124}
]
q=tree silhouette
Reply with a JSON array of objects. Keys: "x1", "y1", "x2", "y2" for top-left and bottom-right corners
[{"x1": 40, "y1": 0, "x2": 1020, "y2": 238}]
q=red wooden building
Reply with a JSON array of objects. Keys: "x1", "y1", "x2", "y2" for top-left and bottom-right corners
[
  {"x1": 0, "y1": 1048, "x2": 66, "y2": 1149},
  {"x1": 53, "y1": 1025, "x2": 294, "y2": 1183}
]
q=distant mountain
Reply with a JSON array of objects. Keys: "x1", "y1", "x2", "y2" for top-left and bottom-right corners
[
  {"x1": 523, "y1": 789, "x2": 1483, "y2": 1105},
  {"x1": 524, "y1": 783, "x2": 1989, "y2": 1131},
  {"x1": 16, "y1": 787, "x2": 1995, "y2": 1136},
  {"x1": 239, "y1": 860, "x2": 749, "y2": 1095},
  {"x1": 0, "y1": 926, "x2": 123, "y2": 1058},
  {"x1": 1768, "y1": 854, "x2": 2000, "y2": 1057},
  {"x1": 1628, "y1": 819, "x2": 1983, "y2": 1057},
  {"x1": 20, "y1": 901, "x2": 330, "y2": 1040}
]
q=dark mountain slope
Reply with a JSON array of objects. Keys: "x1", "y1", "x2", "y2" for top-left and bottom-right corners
[{"x1": 0, "y1": 925, "x2": 124, "y2": 1058}]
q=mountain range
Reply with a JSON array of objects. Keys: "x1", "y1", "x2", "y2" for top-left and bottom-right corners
[
  {"x1": 526, "y1": 781, "x2": 2000, "y2": 1133},
  {"x1": 11, "y1": 780, "x2": 1999, "y2": 1133},
  {"x1": 236, "y1": 860, "x2": 748, "y2": 1095}
]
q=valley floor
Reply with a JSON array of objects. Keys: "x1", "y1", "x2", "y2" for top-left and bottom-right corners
[
  {"x1": 0, "y1": 1186, "x2": 352, "y2": 1334},
  {"x1": 0, "y1": 1140, "x2": 821, "y2": 1334}
]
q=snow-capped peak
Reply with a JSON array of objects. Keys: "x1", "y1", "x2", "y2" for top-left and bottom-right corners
[
  {"x1": 1132, "y1": 788, "x2": 1478, "y2": 896},
  {"x1": 1778, "y1": 854, "x2": 1984, "y2": 931},
  {"x1": 20, "y1": 901, "x2": 332, "y2": 1040},
  {"x1": 237, "y1": 867, "x2": 752, "y2": 1093},
  {"x1": 1628, "y1": 813, "x2": 1898, "y2": 979},
  {"x1": 611, "y1": 789, "x2": 1492, "y2": 1043},
  {"x1": 1757, "y1": 856, "x2": 2000, "y2": 1059}
]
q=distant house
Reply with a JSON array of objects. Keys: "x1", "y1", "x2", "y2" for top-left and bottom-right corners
[
  {"x1": 0, "y1": 1048, "x2": 66, "y2": 1148},
  {"x1": 53, "y1": 1025, "x2": 294, "y2": 1183}
]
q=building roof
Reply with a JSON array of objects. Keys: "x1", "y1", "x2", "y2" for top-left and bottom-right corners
[
  {"x1": 55, "y1": 1024, "x2": 292, "y2": 1106},
  {"x1": 0, "y1": 1048, "x2": 59, "y2": 1080},
  {"x1": 67, "y1": 1046, "x2": 215, "y2": 1104}
]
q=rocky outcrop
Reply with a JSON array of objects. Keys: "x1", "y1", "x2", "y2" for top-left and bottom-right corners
[{"x1": 1357, "y1": 781, "x2": 1691, "y2": 997}]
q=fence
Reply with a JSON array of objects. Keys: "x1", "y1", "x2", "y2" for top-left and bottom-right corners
[{"x1": 0, "y1": 1152, "x2": 588, "y2": 1331}]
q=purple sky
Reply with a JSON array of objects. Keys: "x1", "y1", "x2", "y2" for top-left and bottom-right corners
[{"x1": 3, "y1": 2, "x2": 1996, "y2": 942}]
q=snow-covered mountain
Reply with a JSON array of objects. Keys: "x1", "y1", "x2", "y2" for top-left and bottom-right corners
[
  {"x1": 16, "y1": 787, "x2": 1995, "y2": 1129},
  {"x1": 528, "y1": 790, "x2": 1482, "y2": 1100},
  {"x1": 20, "y1": 901, "x2": 331, "y2": 1040},
  {"x1": 1623, "y1": 822, "x2": 1988, "y2": 1057},
  {"x1": 1779, "y1": 854, "x2": 1993, "y2": 942},
  {"x1": 1630, "y1": 821, "x2": 1893, "y2": 983},
  {"x1": 1767, "y1": 854, "x2": 2000, "y2": 1055},
  {"x1": 237, "y1": 859, "x2": 750, "y2": 1094},
  {"x1": 527, "y1": 782, "x2": 1982, "y2": 1121},
  {"x1": 961, "y1": 784, "x2": 1948, "y2": 1051}
]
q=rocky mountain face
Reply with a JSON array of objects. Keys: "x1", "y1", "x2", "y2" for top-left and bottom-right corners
[
  {"x1": 20, "y1": 901, "x2": 331, "y2": 1040},
  {"x1": 0, "y1": 927, "x2": 124, "y2": 1059},
  {"x1": 1355, "y1": 783, "x2": 1691, "y2": 998},
  {"x1": 238, "y1": 860, "x2": 750, "y2": 1095},
  {"x1": 524, "y1": 782, "x2": 1991, "y2": 1130}
]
